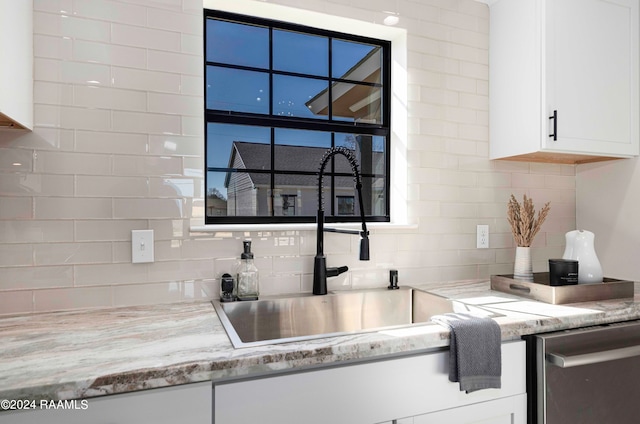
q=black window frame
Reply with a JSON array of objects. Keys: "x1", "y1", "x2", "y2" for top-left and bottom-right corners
[{"x1": 204, "y1": 9, "x2": 391, "y2": 225}]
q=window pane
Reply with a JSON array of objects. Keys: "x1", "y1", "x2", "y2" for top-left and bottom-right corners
[
  {"x1": 332, "y1": 40, "x2": 380, "y2": 82},
  {"x1": 335, "y1": 133, "x2": 386, "y2": 175},
  {"x1": 273, "y1": 29, "x2": 328, "y2": 76},
  {"x1": 211, "y1": 170, "x2": 271, "y2": 217},
  {"x1": 274, "y1": 174, "x2": 318, "y2": 217},
  {"x1": 274, "y1": 75, "x2": 328, "y2": 119},
  {"x1": 337, "y1": 196, "x2": 355, "y2": 216},
  {"x1": 207, "y1": 123, "x2": 270, "y2": 169},
  {"x1": 206, "y1": 66, "x2": 269, "y2": 114},
  {"x1": 331, "y1": 82, "x2": 381, "y2": 123},
  {"x1": 274, "y1": 128, "x2": 331, "y2": 171},
  {"x1": 206, "y1": 19, "x2": 269, "y2": 69},
  {"x1": 364, "y1": 176, "x2": 386, "y2": 216},
  {"x1": 334, "y1": 176, "x2": 360, "y2": 215}
]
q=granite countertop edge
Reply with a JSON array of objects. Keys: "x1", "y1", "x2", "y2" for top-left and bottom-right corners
[{"x1": 1, "y1": 279, "x2": 639, "y2": 402}]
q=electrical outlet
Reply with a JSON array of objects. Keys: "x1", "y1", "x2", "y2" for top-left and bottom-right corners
[
  {"x1": 477, "y1": 225, "x2": 489, "y2": 249},
  {"x1": 132, "y1": 230, "x2": 154, "y2": 263}
]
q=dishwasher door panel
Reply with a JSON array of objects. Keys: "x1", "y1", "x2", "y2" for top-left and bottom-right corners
[
  {"x1": 545, "y1": 354, "x2": 640, "y2": 423},
  {"x1": 534, "y1": 320, "x2": 640, "y2": 424}
]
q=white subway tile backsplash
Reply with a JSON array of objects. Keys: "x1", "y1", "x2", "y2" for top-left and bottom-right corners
[
  {"x1": 148, "y1": 134, "x2": 202, "y2": 156},
  {"x1": 151, "y1": 240, "x2": 184, "y2": 261},
  {"x1": 75, "y1": 219, "x2": 148, "y2": 241},
  {"x1": 34, "y1": 82, "x2": 74, "y2": 106},
  {"x1": 0, "y1": 221, "x2": 74, "y2": 244},
  {"x1": 34, "y1": 286, "x2": 112, "y2": 312},
  {"x1": 0, "y1": 174, "x2": 74, "y2": 197},
  {"x1": 0, "y1": 148, "x2": 33, "y2": 172},
  {"x1": 147, "y1": 50, "x2": 203, "y2": 76},
  {"x1": 0, "y1": 291, "x2": 34, "y2": 315},
  {"x1": 34, "y1": 150, "x2": 112, "y2": 175},
  {"x1": 33, "y1": 0, "x2": 74, "y2": 14},
  {"x1": 112, "y1": 110, "x2": 182, "y2": 135},
  {"x1": 147, "y1": 7, "x2": 203, "y2": 35},
  {"x1": 76, "y1": 175, "x2": 150, "y2": 197},
  {"x1": 75, "y1": 263, "x2": 149, "y2": 286},
  {"x1": 73, "y1": 39, "x2": 147, "y2": 69},
  {"x1": 75, "y1": 131, "x2": 149, "y2": 155},
  {"x1": 181, "y1": 116, "x2": 205, "y2": 137},
  {"x1": 112, "y1": 155, "x2": 183, "y2": 176},
  {"x1": 181, "y1": 34, "x2": 203, "y2": 55},
  {"x1": 34, "y1": 34, "x2": 73, "y2": 60},
  {"x1": 33, "y1": 12, "x2": 111, "y2": 42},
  {"x1": 113, "y1": 198, "x2": 184, "y2": 219},
  {"x1": 180, "y1": 75, "x2": 204, "y2": 96},
  {"x1": 72, "y1": 0, "x2": 147, "y2": 26},
  {"x1": 35, "y1": 197, "x2": 112, "y2": 220},
  {"x1": 182, "y1": 279, "x2": 218, "y2": 300},
  {"x1": 0, "y1": 244, "x2": 33, "y2": 267},
  {"x1": 0, "y1": 0, "x2": 576, "y2": 315},
  {"x1": 34, "y1": 242, "x2": 113, "y2": 265},
  {"x1": 0, "y1": 266, "x2": 73, "y2": 290},
  {"x1": 31, "y1": 128, "x2": 76, "y2": 151},
  {"x1": 147, "y1": 259, "x2": 214, "y2": 282},
  {"x1": 111, "y1": 23, "x2": 182, "y2": 52},
  {"x1": 148, "y1": 93, "x2": 202, "y2": 116},
  {"x1": 74, "y1": 85, "x2": 147, "y2": 112},
  {"x1": 111, "y1": 66, "x2": 182, "y2": 93},
  {"x1": 0, "y1": 197, "x2": 33, "y2": 219},
  {"x1": 112, "y1": 282, "x2": 182, "y2": 306},
  {"x1": 35, "y1": 104, "x2": 112, "y2": 131}
]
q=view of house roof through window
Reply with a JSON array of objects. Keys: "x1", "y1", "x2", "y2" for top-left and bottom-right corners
[{"x1": 204, "y1": 10, "x2": 391, "y2": 224}]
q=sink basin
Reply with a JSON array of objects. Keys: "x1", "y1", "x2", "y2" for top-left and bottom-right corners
[{"x1": 213, "y1": 287, "x2": 498, "y2": 348}]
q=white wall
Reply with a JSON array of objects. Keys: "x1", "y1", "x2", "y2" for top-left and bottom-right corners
[
  {"x1": 577, "y1": 158, "x2": 640, "y2": 281},
  {"x1": 0, "y1": 0, "x2": 576, "y2": 315}
]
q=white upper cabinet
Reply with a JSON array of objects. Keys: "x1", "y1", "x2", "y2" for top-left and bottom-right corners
[
  {"x1": 0, "y1": 0, "x2": 33, "y2": 130},
  {"x1": 484, "y1": 0, "x2": 639, "y2": 163}
]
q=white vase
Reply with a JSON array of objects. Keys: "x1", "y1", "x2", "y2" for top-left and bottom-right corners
[
  {"x1": 513, "y1": 246, "x2": 533, "y2": 282},
  {"x1": 562, "y1": 230, "x2": 603, "y2": 284}
]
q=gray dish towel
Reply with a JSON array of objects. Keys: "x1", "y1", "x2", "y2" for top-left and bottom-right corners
[{"x1": 431, "y1": 313, "x2": 501, "y2": 393}]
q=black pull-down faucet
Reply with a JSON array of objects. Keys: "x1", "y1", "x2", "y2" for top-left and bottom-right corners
[{"x1": 313, "y1": 147, "x2": 370, "y2": 295}]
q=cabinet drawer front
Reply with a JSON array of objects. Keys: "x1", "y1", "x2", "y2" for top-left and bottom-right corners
[{"x1": 214, "y1": 340, "x2": 526, "y2": 424}]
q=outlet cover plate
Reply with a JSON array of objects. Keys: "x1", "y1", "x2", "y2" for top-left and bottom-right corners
[{"x1": 477, "y1": 225, "x2": 489, "y2": 249}]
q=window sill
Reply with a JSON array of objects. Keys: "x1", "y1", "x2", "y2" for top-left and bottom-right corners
[{"x1": 190, "y1": 221, "x2": 417, "y2": 233}]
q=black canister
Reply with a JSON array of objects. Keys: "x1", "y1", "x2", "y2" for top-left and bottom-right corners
[{"x1": 549, "y1": 259, "x2": 579, "y2": 286}]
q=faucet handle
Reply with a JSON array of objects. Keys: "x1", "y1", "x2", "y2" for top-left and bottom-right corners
[{"x1": 326, "y1": 266, "x2": 348, "y2": 277}]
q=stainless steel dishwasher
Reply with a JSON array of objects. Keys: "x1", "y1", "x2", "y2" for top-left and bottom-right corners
[{"x1": 528, "y1": 320, "x2": 640, "y2": 423}]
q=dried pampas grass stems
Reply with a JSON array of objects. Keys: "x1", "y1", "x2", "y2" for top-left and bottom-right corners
[{"x1": 507, "y1": 194, "x2": 550, "y2": 247}]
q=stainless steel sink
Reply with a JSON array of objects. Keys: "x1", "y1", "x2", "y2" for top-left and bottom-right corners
[{"x1": 213, "y1": 287, "x2": 498, "y2": 348}]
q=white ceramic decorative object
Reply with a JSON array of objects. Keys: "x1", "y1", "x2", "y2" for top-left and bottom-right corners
[
  {"x1": 513, "y1": 246, "x2": 534, "y2": 282},
  {"x1": 562, "y1": 230, "x2": 603, "y2": 284}
]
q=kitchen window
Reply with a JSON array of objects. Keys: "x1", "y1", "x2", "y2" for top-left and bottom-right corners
[{"x1": 204, "y1": 10, "x2": 391, "y2": 225}]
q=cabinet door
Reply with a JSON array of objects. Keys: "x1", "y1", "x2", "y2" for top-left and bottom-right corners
[
  {"x1": 0, "y1": 382, "x2": 212, "y2": 424},
  {"x1": 544, "y1": 0, "x2": 639, "y2": 156},
  {"x1": 412, "y1": 394, "x2": 526, "y2": 424}
]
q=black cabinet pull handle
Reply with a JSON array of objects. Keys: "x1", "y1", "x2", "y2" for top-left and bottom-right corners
[{"x1": 549, "y1": 110, "x2": 557, "y2": 140}]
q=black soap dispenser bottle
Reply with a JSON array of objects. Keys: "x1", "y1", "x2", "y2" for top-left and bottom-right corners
[{"x1": 236, "y1": 240, "x2": 259, "y2": 301}]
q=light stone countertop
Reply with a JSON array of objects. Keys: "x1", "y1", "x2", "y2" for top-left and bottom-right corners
[{"x1": 1, "y1": 280, "x2": 640, "y2": 402}]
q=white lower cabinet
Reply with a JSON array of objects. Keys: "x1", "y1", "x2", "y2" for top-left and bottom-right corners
[
  {"x1": 0, "y1": 381, "x2": 212, "y2": 424},
  {"x1": 214, "y1": 340, "x2": 526, "y2": 424}
]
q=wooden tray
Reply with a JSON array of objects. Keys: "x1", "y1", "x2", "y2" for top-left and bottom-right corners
[{"x1": 490, "y1": 272, "x2": 634, "y2": 304}]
